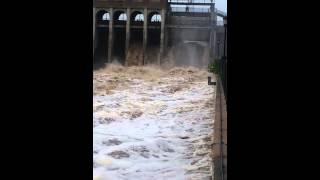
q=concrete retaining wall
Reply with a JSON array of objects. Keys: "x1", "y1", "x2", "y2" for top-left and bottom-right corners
[
  {"x1": 168, "y1": 28, "x2": 210, "y2": 42},
  {"x1": 212, "y1": 78, "x2": 227, "y2": 180},
  {"x1": 169, "y1": 16, "x2": 210, "y2": 26}
]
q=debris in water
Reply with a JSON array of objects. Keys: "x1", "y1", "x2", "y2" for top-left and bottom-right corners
[
  {"x1": 108, "y1": 150, "x2": 130, "y2": 159},
  {"x1": 102, "y1": 139, "x2": 122, "y2": 146},
  {"x1": 98, "y1": 117, "x2": 115, "y2": 124}
]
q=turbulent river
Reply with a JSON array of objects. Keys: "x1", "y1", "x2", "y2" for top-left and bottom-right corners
[{"x1": 93, "y1": 64, "x2": 216, "y2": 180}]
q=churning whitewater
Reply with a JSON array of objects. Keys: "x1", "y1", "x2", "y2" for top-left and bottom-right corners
[{"x1": 93, "y1": 64, "x2": 216, "y2": 180}]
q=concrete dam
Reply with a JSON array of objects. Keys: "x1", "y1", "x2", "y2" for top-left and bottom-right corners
[
  {"x1": 93, "y1": 1, "x2": 227, "y2": 180},
  {"x1": 93, "y1": 0, "x2": 226, "y2": 68}
]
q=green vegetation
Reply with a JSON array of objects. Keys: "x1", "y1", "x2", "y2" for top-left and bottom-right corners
[{"x1": 208, "y1": 59, "x2": 219, "y2": 74}]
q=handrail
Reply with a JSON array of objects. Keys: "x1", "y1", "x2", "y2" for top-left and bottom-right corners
[
  {"x1": 171, "y1": 6, "x2": 210, "y2": 13},
  {"x1": 215, "y1": 9, "x2": 227, "y2": 17},
  {"x1": 168, "y1": 0, "x2": 214, "y2": 3}
]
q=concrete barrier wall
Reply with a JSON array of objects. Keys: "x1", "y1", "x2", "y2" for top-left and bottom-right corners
[
  {"x1": 213, "y1": 78, "x2": 227, "y2": 180},
  {"x1": 169, "y1": 28, "x2": 210, "y2": 42},
  {"x1": 169, "y1": 16, "x2": 210, "y2": 26},
  {"x1": 166, "y1": 15, "x2": 211, "y2": 49}
]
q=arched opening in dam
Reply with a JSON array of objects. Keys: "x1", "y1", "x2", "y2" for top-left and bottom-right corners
[
  {"x1": 126, "y1": 11, "x2": 144, "y2": 66},
  {"x1": 145, "y1": 11, "x2": 161, "y2": 64},
  {"x1": 112, "y1": 10, "x2": 127, "y2": 64},
  {"x1": 94, "y1": 10, "x2": 109, "y2": 68}
]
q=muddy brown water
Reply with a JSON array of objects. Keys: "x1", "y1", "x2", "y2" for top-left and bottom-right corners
[{"x1": 93, "y1": 64, "x2": 216, "y2": 180}]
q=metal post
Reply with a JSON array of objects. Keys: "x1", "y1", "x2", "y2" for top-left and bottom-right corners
[
  {"x1": 222, "y1": 18, "x2": 227, "y2": 98},
  {"x1": 223, "y1": 21, "x2": 227, "y2": 58},
  {"x1": 217, "y1": 41, "x2": 220, "y2": 58}
]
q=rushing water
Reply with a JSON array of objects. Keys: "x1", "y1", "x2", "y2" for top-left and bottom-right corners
[{"x1": 93, "y1": 64, "x2": 216, "y2": 180}]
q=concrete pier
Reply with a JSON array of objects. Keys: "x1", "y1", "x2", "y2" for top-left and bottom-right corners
[
  {"x1": 142, "y1": 8, "x2": 148, "y2": 65},
  {"x1": 108, "y1": 8, "x2": 113, "y2": 63},
  {"x1": 125, "y1": 8, "x2": 131, "y2": 65},
  {"x1": 159, "y1": 9, "x2": 166, "y2": 65}
]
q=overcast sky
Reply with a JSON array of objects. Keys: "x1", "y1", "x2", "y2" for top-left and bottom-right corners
[{"x1": 215, "y1": 0, "x2": 227, "y2": 12}]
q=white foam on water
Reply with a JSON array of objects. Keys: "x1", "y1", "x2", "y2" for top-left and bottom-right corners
[{"x1": 93, "y1": 65, "x2": 216, "y2": 180}]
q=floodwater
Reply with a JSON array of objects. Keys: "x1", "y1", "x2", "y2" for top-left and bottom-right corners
[{"x1": 93, "y1": 64, "x2": 216, "y2": 180}]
